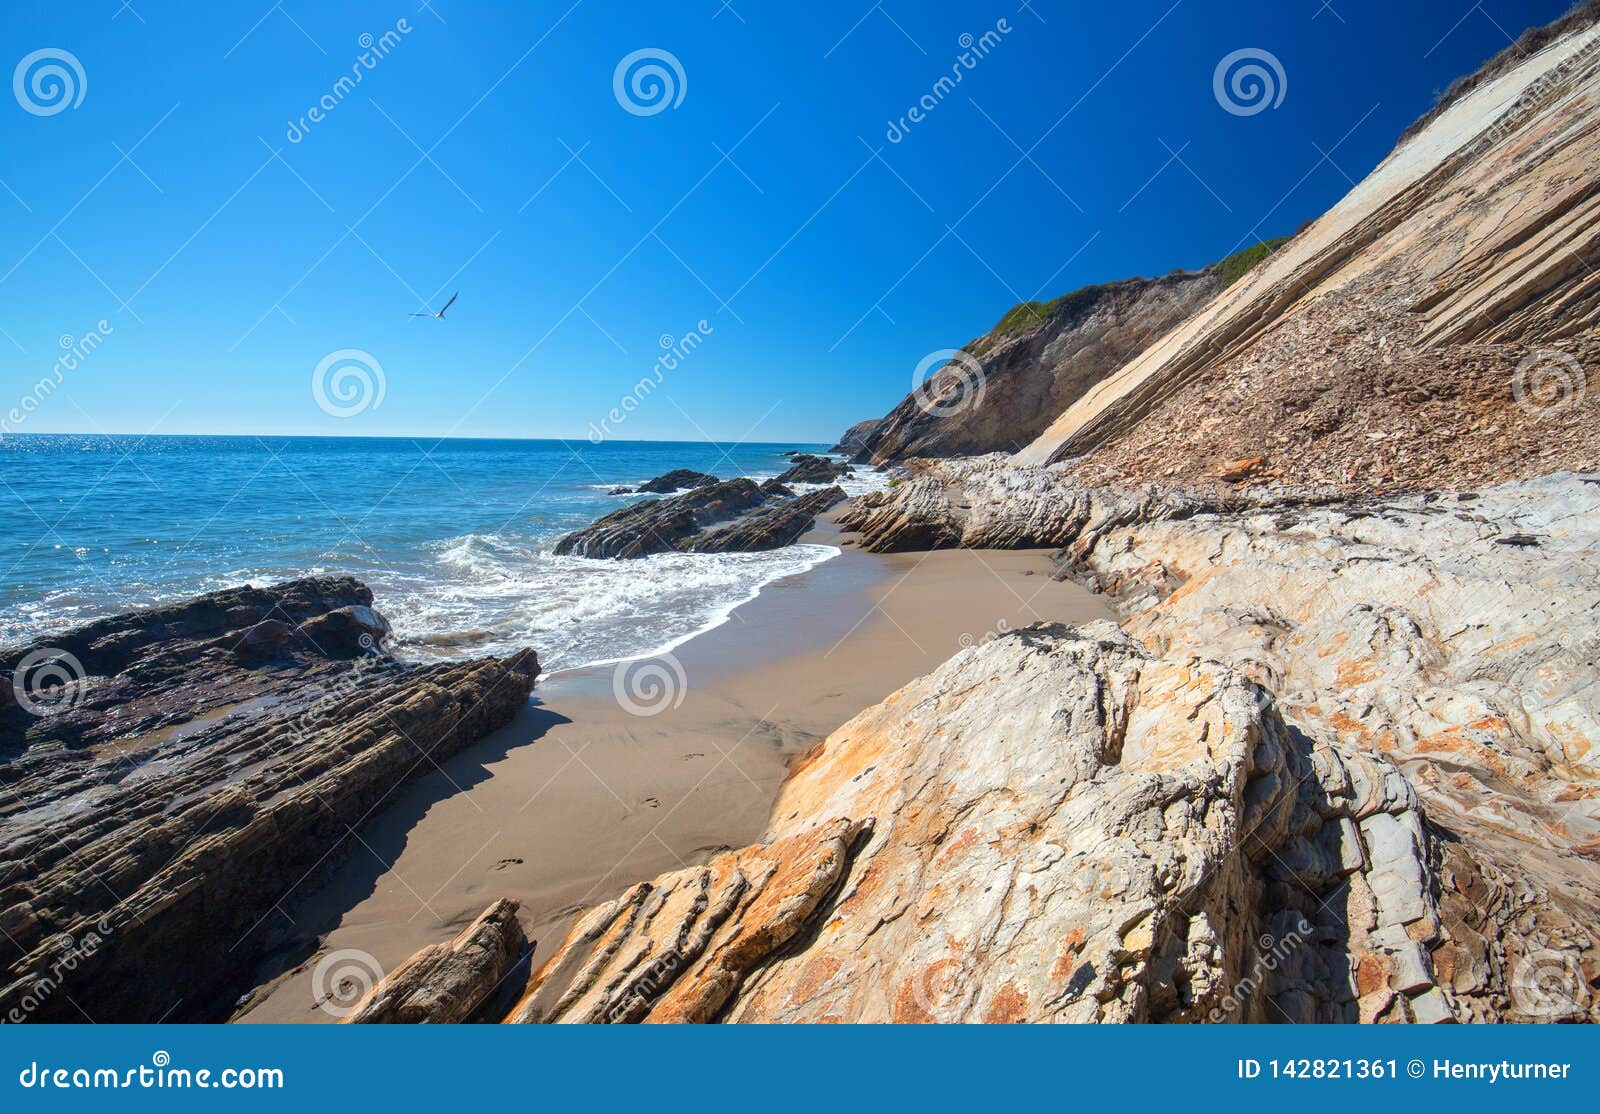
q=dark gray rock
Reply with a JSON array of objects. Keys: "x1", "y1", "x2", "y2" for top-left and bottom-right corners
[{"x1": 0, "y1": 577, "x2": 539, "y2": 1022}]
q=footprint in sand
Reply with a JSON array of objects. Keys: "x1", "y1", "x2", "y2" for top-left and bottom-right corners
[
  {"x1": 642, "y1": 797, "x2": 661, "y2": 808},
  {"x1": 491, "y1": 857, "x2": 524, "y2": 871},
  {"x1": 678, "y1": 752, "x2": 705, "y2": 761}
]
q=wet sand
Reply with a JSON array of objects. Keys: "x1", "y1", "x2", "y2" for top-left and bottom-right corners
[{"x1": 236, "y1": 531, "x2": 1113, "y2": 1022}]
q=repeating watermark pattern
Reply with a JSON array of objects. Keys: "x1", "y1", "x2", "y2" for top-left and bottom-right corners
[
  {"x1": 905, "y1": 956, "x2": 964, "y2": 1020},
  {"x1": 613, "y1": 48, "x2": 686, "y2": 117},
  {"x1": 1527, "y1": 633, "x2": 1600, "y2": 705},
  {"x1": 885, "y1": 18, "x2": 1013, "y2": 143},
  {"x1": 957, "y1": 617, "x2": 1012, "y2": 650},
  {"x1": 1489, "y1": 33, "x2": 1600, "y2": 143},
  {"x1": 911, "y1": 348, "x2": 986, "y2": 418},
  {"x1": 311, "y1": 348, "x2": 387, "y2": 417},
  {"x1": 311, "y1": 947, "x2": 384, "y2": 1018},
  {"x1": 1510, "y1": 948, "x2": 1587, "y2": 1019},
  {"x1": 605, "y1": 947, "x2": 686, "y2": 1021},
  {"x1": 611, "y1": 653, "x2": 687, "y2": 717},
  {"x1": 280, "y1": 646, "x2": 390, "y2": 750},
  {"x1": 2, "y1": 921, "x2": 112, "y2": 1024},
  {"x1": 1, "y1": 320, "x2": 113, "y2": 436},
  {"x1": 1213, "y1": 48, "x2": 1287, "y2": 117},
  {"x1": 587, "y1": 319, "x2": 714, "y2": 443},
  {"x1": 285, "y1": 19, "x2": 413, "y2": 143},
  {"x1": 1512, "y1": 348, "x2": 1586, "y2": 419},
  {"x1": 1206, "y1": 919, "x2": 1313, "y2": 1022},
  {"x1": 13, "y1": 48, "x2": 86, "y2": 116},
  {"x1": 11, "y1": 647, "x2": 87, "y2": 717}
]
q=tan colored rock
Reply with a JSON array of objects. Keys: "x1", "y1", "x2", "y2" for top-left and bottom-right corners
[
  {"x1": 344, "y1": 899, "x2": 526, "y2": 1024},
  {"x1": 834, "y1": 459, "x2": 1599, "y2": 1021},
  {"x1": 1015, "y1": 22, "x2": 1600, "y2": 493},
  {"x1": 503, "y1": 622, "x2": 1449, "y2": 1023}
]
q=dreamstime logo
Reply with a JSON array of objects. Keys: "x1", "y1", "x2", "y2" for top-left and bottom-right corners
[
  {"x1": 311, "y1": 348, "x2": 386, "y2": 417},
  {"x1": 611, "y1": 653, "x2": 687, "y2": 717},
  {"x1": 957, "y1": 617, "x2": 1011, "y2": 650},
  {"x1": 1206, "y1": 920, "x2": 1312, "y2": 1022},
  {"x1": 587, "y1": 319, "x2": 714, "y2": 443},
  {"x1": 1510, "y1": 948, "x2": 1587, "y2": 1020},
  {"x1": 13, "y1": 48, "x2": 86, "y2": 116},
  {"x1": 2, "y1": 920, "x2": 112, "y2": 1024},
  {"x1": 1489, "y1": 33, "x2": 1600, "y2": 143},
  {"x1": 11, "y1": 647, "x2": 86, "y2": 716},
  {"x1": 286, "y1": 20, "x2": 413, "y2": 143},
  {"x1": 605, "y1": 947, "x2": 686, "y2": 1021},
  {"x1": 311, "y1": 947, "x2": 384, "y2": 1018},
  {"x1": 905, "y1": 957, "x2": 964, "y2": 1021},
  {"x1": 885, "y1": 18, "x2": 1013, "y2": 143},
  {"x1": 911, "y1": 348, "x2": 986, "y2": 418},
  {"x1": 1512, "y1": 349, "x2": 1586, "y2": 418},
  {"x1": 613, "y1": 48, "x2": 686, "y2": 116},
  {"x1": 1, "y1": 319, "x2": 113, "y2": 437},
  {"x1": 1213, "y1": 48, "x2": 1287, "y2": 117}
]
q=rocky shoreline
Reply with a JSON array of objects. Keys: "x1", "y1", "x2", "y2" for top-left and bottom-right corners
[
  {"x1": 4, "y1": 5, "x2": 1599, "y2": 1027},
  {"x1": 0, "y1": 578, "x2": 538, "y2": 1023},
  {"x1": 555, "y1": 456, "x2": 856, "y2": 558}
]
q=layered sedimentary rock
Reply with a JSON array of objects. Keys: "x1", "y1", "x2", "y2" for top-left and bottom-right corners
[
  {"x1": 833, "y1": 458, "x2": 1600, "y2": 1021},
  {"x1": 859, "y1": 270, "x2": 1224, "y2": 464},
  {"x1": 0, "y1": 578, "x2": 539, "y2": 1023},
  {"x1": 613, "y1": 469, "x2": 719, "y2": 496},
  {"x1": 690, "y1": 486, "x2": 847, "y2": 552},
  {"x1": 555, "y1": 478, "x2": 846, "y2": 558},
  {"x1": 774, "y1": 453, "x2": 854, "y2": 485},
  {"x1": 1018, "y1": 21, "x2": 1600, "y2": 490},
  {"x1": 344, "y1": 899, "x2": 527, "y2": 1024},
  {"x1": 830, "y1": 419, "x2": 882, "y2": 456}
]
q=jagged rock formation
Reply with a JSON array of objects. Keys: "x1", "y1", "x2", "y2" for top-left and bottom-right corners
[
  {"x1": 344, "y1": 899, "x2": 527, "y2": 1024},
  {"x1": 858, "y1": 270, "x2": 1225, "y2": 464},
  {"x1": 0, "y1": 578, "x2": 539, "y2": 1023},
  {"x1": 774, "y1": 453, "x2": 854, "y2": 485},
  {"x1": 502, "y1": 622, "x2": 1486, "y2": 1022},
  {"x1": 690, "y1": 487, "x2": 847, "y2": 552},
  {"x1": 1019, "y1": 20, "x2": 1600, "y2": 491},
  {"x1": 833, "y1": 457, "x2": 1600, "y2": 1021},
  {"x1": 613, "y1": 469, "x2": 720, "y2": 496},
  {"x1": 555, "y1": 478, "x2": 845, "y2": 558},
  {"x1": 830, "y1": 419, "x2": 881, "y2": 455}
]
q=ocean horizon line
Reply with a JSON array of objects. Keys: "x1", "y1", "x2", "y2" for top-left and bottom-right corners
[{"x1": 0, "y1": 430, "x2": 839, "y2": 448}]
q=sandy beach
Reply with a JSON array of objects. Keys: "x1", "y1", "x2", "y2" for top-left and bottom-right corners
[{"x1": 236, "y1": 529, "x2": 1112, "y2": 1022}]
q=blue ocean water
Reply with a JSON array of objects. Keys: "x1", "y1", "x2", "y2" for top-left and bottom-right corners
[{"x1": 0, "y1": 435, "x2": 883, "y2": 668}]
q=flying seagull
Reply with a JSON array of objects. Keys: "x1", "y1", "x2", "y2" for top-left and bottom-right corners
[{"x1": 410, "y1": 291, "x2": 458, "y2": 320}]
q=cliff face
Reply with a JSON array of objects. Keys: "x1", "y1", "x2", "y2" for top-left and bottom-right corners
[
  {"x1": 829, "y1": 419, "x2": 881, "y2": 455},
  {"x1": 857, "y1": 270, "x2": 1224, "y2": 463},
  {"x1": 1018, "y1": 20, "x2": 1600, "y2": 490}
]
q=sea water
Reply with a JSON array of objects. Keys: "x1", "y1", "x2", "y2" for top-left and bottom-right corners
[{"x1": 0, "y1": 434, "x2": 885, "y2": 669}]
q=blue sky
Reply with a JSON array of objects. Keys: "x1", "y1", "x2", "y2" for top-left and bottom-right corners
[{"x1": 0, "y1": 0, "x2": 1572, "y2": 442}]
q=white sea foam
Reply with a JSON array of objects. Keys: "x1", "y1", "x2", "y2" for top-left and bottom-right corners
[{"x1": 371, "y1": 535, "x2": 841, "y2": 669}]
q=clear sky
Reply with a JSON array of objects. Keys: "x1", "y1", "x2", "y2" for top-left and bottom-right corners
[{"x1": 0, "y1": 0, "x2": 1573, "y2": 443}]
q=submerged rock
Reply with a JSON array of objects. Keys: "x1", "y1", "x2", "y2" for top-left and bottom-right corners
[
  {"x1": 0, "y1": 577, "x2": 539, "y2": 1023},
  {"x1": 555, "y1": 478, "x2": 845, "y2": 558},
  {"x1": 775, "y1": 454, "x2": 853, "y2": 485},
  {"x1": 635, "y1": 469, "x2": 719, "y2": 494}
]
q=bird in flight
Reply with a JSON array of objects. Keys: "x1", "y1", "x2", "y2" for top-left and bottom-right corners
[{"x1": 411, "y1": 291, "x2": 458, "y2": 320}]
